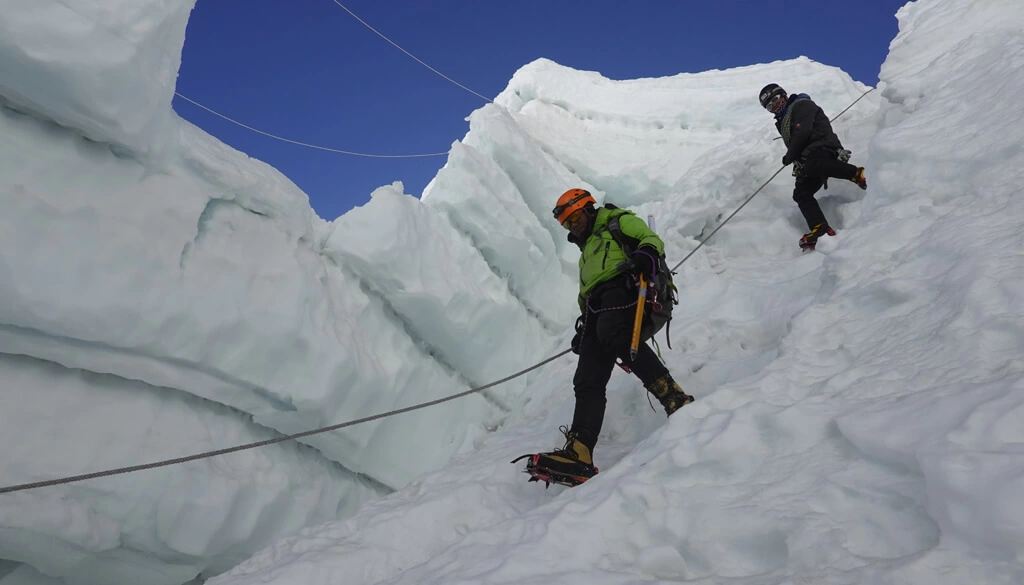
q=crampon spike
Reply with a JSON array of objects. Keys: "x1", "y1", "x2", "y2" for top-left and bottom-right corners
[{"x1": 511, "y1": 453, "x2": 596, "y2": 488}]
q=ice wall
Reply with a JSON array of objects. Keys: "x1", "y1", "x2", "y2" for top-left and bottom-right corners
[{"x1": 0, "y1": 0, "x2": 196, "y2": 155}]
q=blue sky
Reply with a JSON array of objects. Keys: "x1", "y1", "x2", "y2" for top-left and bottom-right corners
[{"x1": 174, "y1": 0, "x2": 907, "y2": 221}]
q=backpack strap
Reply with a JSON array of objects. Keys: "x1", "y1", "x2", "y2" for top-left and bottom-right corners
[
  {"x1": 603, "y1": 205, "x2": 678, "y2": 348},
  {"x1": 605, "y1": 213, "x2": 641, "y2": 256}
]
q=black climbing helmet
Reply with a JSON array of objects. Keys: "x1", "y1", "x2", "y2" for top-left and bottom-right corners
[{"x1": 759, "y1": 83, "x2": 787, "y2": 111}]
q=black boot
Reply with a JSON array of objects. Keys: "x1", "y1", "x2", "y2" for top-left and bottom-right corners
[{"x1": 645, "y1": 375, "x2": 694, "y2": 416}]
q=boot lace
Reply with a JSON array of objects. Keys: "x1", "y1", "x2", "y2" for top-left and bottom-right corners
[{"x1": 553, "y1": 425, "x2": 580, "y2": 459}]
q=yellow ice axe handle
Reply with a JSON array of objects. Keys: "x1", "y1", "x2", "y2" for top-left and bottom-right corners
[{"x1": 629, "y1": 274, "x2": 647, "y2": 361}]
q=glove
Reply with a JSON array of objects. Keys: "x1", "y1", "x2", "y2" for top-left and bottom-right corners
[
  {"x1": 782, "y1": 153, "x2": 794, "y2": 166},
  {"x1": 837, "y1": 148, "x2": 852, "y2": 163},
  {"x1": 631, "y1": 247, "x2": 657, "y2": 282},
  {"x1": 570, "y1": 331, "x2": 582, "y2": 354},
  {"x1": 570, "y1": 315, "x2": 584, "y2": 354}
]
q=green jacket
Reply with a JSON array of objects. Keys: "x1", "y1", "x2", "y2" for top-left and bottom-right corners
[{"x1": 577, "y1": 207, "x2": 664, "y2": 309}]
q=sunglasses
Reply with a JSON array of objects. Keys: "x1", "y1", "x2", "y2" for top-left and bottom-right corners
[
  {"x1": 561, "y1": 209, "x2": 584, "y2": 229},
  {"x1": 766, "y1": 93, "x2": 785, "y2": 113}
]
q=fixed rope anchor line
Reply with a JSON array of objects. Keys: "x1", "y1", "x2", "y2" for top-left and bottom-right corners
[
  {"x1": 0, "y1": 350, "x2": 571, "y2": 494},
  {"x1": 47, "y1": 0, "x2": 452, "y2": 158},
  {"x1": 174, "y1": 93, "x2": 450, "y2": 158},
  {"x1": 670, "y1": 166, "x2": 785, "y2": 272},
  {"x1": 773, "y1": 87, "x2": 876, "y2": 141},
  {"x1": 178, "y1": 0, "x2": 499, "y2": 157},
  {"x1": 328, "y1": 0, "x2": 493, "y2": 104}
]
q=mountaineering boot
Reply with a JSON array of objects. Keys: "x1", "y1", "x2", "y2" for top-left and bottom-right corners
[
  {"x1": 851, "y1": 167, "x2": 867, "y2": 190},
  {"x1": 645, "y1": 375, "x2": 694, "y2": 416},
  {"x1": 799, "y1": 223, "x2": 836, "y2": 251},
  {"x1": 529, "y1": 426, "x2": 597, "y2": 482}
]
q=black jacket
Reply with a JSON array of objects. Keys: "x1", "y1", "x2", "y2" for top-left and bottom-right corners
[{"x1": 775, "y1": 94, "x2": 843, "y2": 164}]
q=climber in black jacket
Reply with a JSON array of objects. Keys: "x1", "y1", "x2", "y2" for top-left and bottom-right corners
[{"x1": 759, "y1": 83, "x2": 868, "y2": 250}]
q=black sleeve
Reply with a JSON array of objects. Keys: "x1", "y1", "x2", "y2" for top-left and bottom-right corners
[{"x1": 784, "y1": 100, "x2": 818, "y2": 163}]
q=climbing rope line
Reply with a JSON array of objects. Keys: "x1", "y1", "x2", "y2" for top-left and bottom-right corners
[
  {"x1": 670, "y1": 167, "x2": 785, "y2": 272},
  {"x1": 832, "y1": 86, "x2": 876, "y2": 121},
  {"x1": 328, "y1": 0, "x2": 494, "y2": 104},
  {"x1": 46, "y1": 0, "x2": 451, "y2": 158},
  {"x1": 773, "y1": 87, "x2": 877, "y2": 140},
  {"x1": 179, "y1": 0, "x2": 510, "y2": 157},
  {"x1": 0, "y1": 350, "x2": 572, "y2": 494},
  {"x1": 0, "y1": 90, "x2": 877, "y2": 495},
  {"x1": 175, "y1": 0, "x2": 502, "y2": 157},
  {"x1": 674, "y1": 87, "x2": 876, "y2": 271},
  {"x1": 174, "y1": 93, "x2": 450, "y2": 158}
]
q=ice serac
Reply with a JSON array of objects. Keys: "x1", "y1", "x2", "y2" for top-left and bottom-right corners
[
  {"x1": 0, "y1": 93, "x2": 520, "y2": 581},
  {"x1": 422, "y1": 137, "x2": 578, "y2": 330},
  {"x1": 0, "y1": 352, "x2": 381, "y2": 585},
  {"x1": 487, "y1": 56, "x2": 867, "y2": 208},
  {"x1": 325, "y1": 182, "x2": 556, "y2": 401},
  {"x1": 0, "y1": 0, "x2": 196, "y2": 156},
  {"x1": 0, "y1": 0, "x2": 541, "y2": 583}
]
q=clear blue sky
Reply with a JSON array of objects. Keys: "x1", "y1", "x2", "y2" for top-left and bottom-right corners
[{"x1": 173, "y1": 0, "x2": 907, "y2": 221}]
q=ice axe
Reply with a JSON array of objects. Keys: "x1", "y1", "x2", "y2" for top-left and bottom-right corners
[{"x1": 629, "y1": 274, "x2": 647, "y2": 361}]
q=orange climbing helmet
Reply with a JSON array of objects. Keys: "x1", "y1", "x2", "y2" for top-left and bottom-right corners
[{"x1": 552, "y1": 188, "x2": 596, "y2": 224}]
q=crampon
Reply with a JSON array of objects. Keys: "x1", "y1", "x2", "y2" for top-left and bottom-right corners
[{"x1": 510, "y1": 453, "x2": 597, "y2": 488}]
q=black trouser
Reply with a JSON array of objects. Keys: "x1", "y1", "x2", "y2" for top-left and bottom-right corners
[
  {"x1": 793, "y1": 149, "x2": 860, "y2": 230},
  {"x1": 571, "y1": 278, "x2": 669, "y2": 452}
]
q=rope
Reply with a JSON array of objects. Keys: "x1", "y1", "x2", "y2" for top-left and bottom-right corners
[
  {"x1": 46, "y1": 0, "x2": 451, "y2": 159},
  {"x1": 832, "y1": 87, "x2": 876, "y2": 121},
  {"x1": 177, "y1": 0, "x2": 505, "y2": 158},
  {"x1": 675, "y1": 88, "x2": 876, "y2": 271},
  {"x1": 773, "y1": 87, "x2": 876, "y2": 141},
  {"x1": 179, "y1": 0, "x2": 523, "y2": 157},
  {"x1": 0, "y1": 350, "x2": 571, "y2": 494},
  {"x1": 328, "y1": 0, "x2": 494, "y2": 104},
  {"x1": 178, "y1": 0, "x2": 528, "y2": 156},
  {"x1": 670, "y1": 167, "x2": 785, "y2": 272},
  {"x1": 174, "y1": 93, "x2": 450, "y2": 158}
]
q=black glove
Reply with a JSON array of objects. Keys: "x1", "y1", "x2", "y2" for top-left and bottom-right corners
[
  {"x1": 631, "y1": 247, "x2": 657, "y2": 281},
  {"x1": 570, "y1": 315, "x2": 584, "y2": 354},
  {"x1": 782, "y1": 153, "x2": 794, "y2": 166}
]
